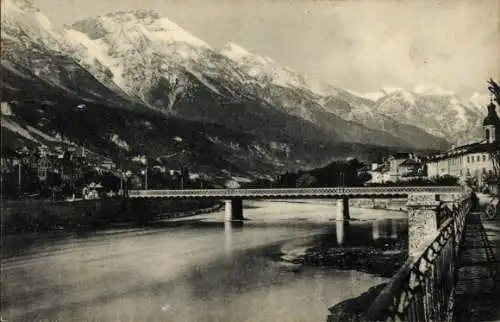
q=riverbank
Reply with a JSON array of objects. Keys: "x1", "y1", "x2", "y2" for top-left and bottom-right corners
[
  {"x1": 274, "y1": 216, "x2": 408, "y2": 322},
  {"x1": 301, "y1": 238, "x2": 406, "y2": 322},
  {"x1": 279, "y1": 231, "x2": 407, "y2": 277},
  {"x1": 1, "y1": 198, "x2": 223, "y2": 235}
]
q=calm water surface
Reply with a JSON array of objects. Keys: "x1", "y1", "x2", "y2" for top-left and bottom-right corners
[{"x1": 2, "y1": 201, "x2": 407, "y2": 322}]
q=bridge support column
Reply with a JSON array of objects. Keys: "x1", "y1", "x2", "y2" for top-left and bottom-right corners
[
  {"x1": 336, "y1": 198, "x2": 350, "y2": 221},
  {"x1": 407, "y1": 193, "x2": 440, "y2": 257},
  {"x1": 225, "y1": 198, "x2": 244, "y2": 221}
]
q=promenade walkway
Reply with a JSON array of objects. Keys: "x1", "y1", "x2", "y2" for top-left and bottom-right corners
[{"x1": 454, "y1": 196, "x2": 500, "y2": 322}]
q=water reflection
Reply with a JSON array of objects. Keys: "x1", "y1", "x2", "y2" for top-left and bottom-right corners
[
  {"x1": 224, "y1": 221, "x2": 232, "y2": 256},
  {"x1": 372, "y1": 220, "x2": 380, "y2": 240},
  {"x1": 391, "y1": 219, "x2": 398, "y2": 238},
  {"x1": 371, "y1": 219, "x2": 402, "y2": 241},
  {"x1": 336, "y1": 220, "x2": 350, "y2": 245},
  {"x1": 224, "y1": 221, "x2": 244, "y2": 256}
]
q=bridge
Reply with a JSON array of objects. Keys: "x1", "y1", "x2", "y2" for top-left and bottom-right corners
[
  {"x1": 128, "y1": 186, "x2": 463, "y2": 226},
  {"x1": 126, "y1": 185, "x2": 499, "y2": 320},
  {"x1": 128, "y1": 186, "x2": 463, "y2": 199}
]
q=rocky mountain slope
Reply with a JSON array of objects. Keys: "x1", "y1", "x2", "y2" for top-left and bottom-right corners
[
  {"x1": 1, "y1": 0, "x2": 490, "y2": 182},
  {"x1": 371, "y1": 88, "x2": 488, "y2": 144}
]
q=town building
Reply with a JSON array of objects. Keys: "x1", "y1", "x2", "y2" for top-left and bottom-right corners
[
  {"x1": 425, "y1": 100, "x2": 500, "y2": 188},
  {"x1": 368, "y1": 153, "x2": 425, "y2": 184}
]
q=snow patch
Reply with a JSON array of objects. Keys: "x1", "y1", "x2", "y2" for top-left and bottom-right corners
[
  {"x1": 156, "y1": 17, "x2": 212, "y2": 49},
  {"x1": 225, "y1": 180, "x2": 241, "y2": 189},
  {"x1": 184, "y1": 66, "x2": 221, "y2": 95},
  {"x1": 381, "y1": 86, "x2": 404, "y2": 95},
  {"x1": 231, "y1": 176, "x2": 252, "y2": 183},
  {"x1": 1, "y1": 102, "x2": 13, "y2": 116},
  {"x1": 206, "y1": 136, "x2": 221, "y2": 144},
  {"x1": 363, "y1": 91, "x2": 386, "y2": 101},
  {"x1": 33, "y1": 11, "x2": 54, "y2": 32},
  {"x1": 220, "y1": 42, "x2": 253, "y2": 61},
  {"x1": 110, "y1": 134, "x2": 130, "y2": 151},
  {"x1": 64, "y1": 29, "x2": 127, "y2": 90},
  {"x1": 26, "y1": 125, "x2": 60, "y2": 142},
  {"x1": 173, "y1": 136, "x2": 183, "y2": 142},
  {"x1": 1, "y1": 60, "x2": 32, "y2": 79},
  {"x1": 1, "y1": 118, "x2": 41, "y2": 143}
]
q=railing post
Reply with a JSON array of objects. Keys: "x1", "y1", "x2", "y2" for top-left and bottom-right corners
[{"x1": 407, "y1": 193, "x2": 441, "y2": 257}]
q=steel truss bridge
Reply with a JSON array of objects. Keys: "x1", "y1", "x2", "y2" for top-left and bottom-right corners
[{"x1": 128, "y1": 186, "x2": 463, "y2": 199}]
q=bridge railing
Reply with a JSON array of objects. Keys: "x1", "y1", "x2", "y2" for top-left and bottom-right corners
[
  {"x1": 364, "y1": 198, "x2": 471, "y2": 322},
  {"x1": 127, "y1": 186, "x2": 463, "y2": 198}
]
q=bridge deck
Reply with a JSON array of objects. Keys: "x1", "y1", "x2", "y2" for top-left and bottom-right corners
[
  {"x1": 127, "y1": 186, "x2": 462, "y2": 199},
  {"x1": 454, "y1": 211, "x2": 500, "y2": 322}
]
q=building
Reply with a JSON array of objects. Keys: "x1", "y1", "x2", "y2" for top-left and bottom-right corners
[
  {"x1": 426, "y1": 100, "x2": 500, "y2": 188},
  {"x1": 368, "y1": 153, "x2": 425, "y2": 183},
  {"x1": 36, "y1": 146, "x2": 51, "y2": 181}
]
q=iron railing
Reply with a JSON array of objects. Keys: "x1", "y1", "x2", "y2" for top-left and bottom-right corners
[
  {"x1": 127, "y1": 186, "x2": 463, "y2": 199},
  {"x1": 364, "y1": 198, "x2": 471, "y2": 322}
]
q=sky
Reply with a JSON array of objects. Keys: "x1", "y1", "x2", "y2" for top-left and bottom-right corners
[{"x1": 32, "y1": 0, "x2": 500, "y2": 96}]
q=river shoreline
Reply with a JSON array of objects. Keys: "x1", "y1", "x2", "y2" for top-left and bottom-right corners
[
  {"x1": 273, "y1": 216, "x2": 408, "y2": 322},
  {"x1": 1, "y1": 198, "x2": 224, "y2": 235}
]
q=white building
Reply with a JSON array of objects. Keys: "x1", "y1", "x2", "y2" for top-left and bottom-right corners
[
  {"x1": 426, "y1": 101, "x2": 499, "y2": 187},
  {"x1": 368, "y1": 153, "x2": 425, "y2": 184}
]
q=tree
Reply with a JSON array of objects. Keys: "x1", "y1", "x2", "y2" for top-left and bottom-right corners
[
  {"x1": 181, "y1": 167, "x2": 190, "y2": 189},
  {"x1": 488, "y1": 78, "x2": 500, "y2": 106},
  {"x1": 296, "y1": 173, "x2": 317, "y2": 187},
  {"x1": 45, "y1": 171, "x2": 62, "y2": 201},
  {"x1": 101, "y1": 172, "x2": 121, "y2": 192}
]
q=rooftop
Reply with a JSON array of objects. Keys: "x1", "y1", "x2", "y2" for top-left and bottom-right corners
[{"x1": 427, "y1": 141, "x2": 498, "y2": 161}]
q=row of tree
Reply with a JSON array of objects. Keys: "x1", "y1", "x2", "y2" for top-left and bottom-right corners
[{"x1": 243, "y1": 159, "x2": 371, "y2": 188}]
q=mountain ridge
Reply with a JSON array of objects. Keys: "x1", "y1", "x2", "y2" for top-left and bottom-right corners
[{"x1": 1, "y1": 0, "x2": 489, "y2": 181}]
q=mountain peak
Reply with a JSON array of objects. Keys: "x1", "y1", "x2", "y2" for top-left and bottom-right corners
[{"x1": 70, "y1": 10, "x2": 211, "y2": 49}]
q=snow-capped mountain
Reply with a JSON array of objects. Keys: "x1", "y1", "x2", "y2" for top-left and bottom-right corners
[
  {"x1": 65, "y1": 11, "x2": 261, "y2": 114},
  {"x1": 63, "y1": 12, "x2": 449, "y2": 150},
  {"x1": 372, "y1": 88, "x2": 488, "y2": 143},
  {"x1": 220, "y1": 42, "x2": 340, "y2": 97},
  {"x1": 4, "y1": 0, "x2": 488, "y2": 177},
  {"x1": 1, "y1": 0, "x2": 130, "y2": 104},
  {"x1": 219, "y1": 42, "x2": 452, "y2": 149}
]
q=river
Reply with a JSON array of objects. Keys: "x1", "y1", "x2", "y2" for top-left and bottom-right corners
[{"x1": 1, "y1": 200, "x2": 408, "y2": 322}]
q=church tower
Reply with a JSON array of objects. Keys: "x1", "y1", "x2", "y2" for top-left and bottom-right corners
[{"x1": 483, "y1": 100, "x2": 500, "y2": 144}]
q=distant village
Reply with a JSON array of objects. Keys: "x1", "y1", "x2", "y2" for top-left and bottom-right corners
[
  {"x1": 0, "y1": 144, "x2": 198, "y2": 201},
  {"x1": 1, "y1": 100, "x2": 499, "y2": 200}
]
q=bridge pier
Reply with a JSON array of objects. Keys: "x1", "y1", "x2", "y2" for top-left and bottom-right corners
[
  {"x1": 407, "y1": 193, "x2": 441, "y2": 257},
  {"x1": 336, "y1": 197, "x2": 350, "y2": 221},
  {"x1": 224, "y1": 198, "x2": 244, "y2": 221}
]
